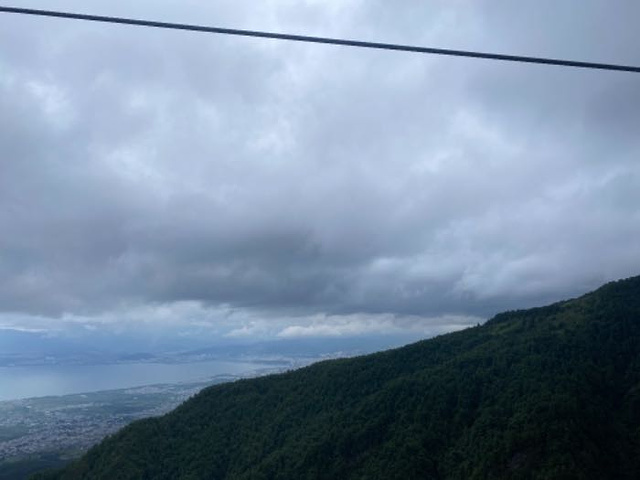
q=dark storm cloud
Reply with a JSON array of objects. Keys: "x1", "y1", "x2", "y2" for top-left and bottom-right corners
[{"x1": 0, "y1": 0, "x2": 639, "y2": 329}]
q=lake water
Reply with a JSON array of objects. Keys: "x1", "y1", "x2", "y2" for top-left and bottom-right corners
[{"x1": 0, "y1": 360, "x2": 271, "y2": 401}]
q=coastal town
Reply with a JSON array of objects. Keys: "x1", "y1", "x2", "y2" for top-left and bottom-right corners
[{"x1": 0, "y1": 380, "x2": 217, "y2": 462}]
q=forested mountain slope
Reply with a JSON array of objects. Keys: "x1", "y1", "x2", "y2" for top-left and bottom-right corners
[{"x1": 34, "y1": 276, "x2": 640, "y2": 479}]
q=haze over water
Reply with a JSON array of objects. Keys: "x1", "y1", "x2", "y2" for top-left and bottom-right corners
[{"x1": 0, "y1": 360, "x2": 270, "y2": 401}]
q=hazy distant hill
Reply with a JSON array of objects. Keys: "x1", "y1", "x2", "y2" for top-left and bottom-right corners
[{"x1": 34, "y1": 276, "x2": 640, "y2": 479}]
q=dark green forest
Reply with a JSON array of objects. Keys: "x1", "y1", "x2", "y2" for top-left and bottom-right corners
[{"x1": 34, "y1": 276, "x2": 640, "y2": 479}]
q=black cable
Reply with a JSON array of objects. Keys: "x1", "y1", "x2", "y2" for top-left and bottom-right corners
[{"x1": 1, "y1": 5, "x2": 639, "y2": 73}]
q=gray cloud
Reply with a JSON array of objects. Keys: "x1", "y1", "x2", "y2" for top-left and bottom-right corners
[{"x1": 0, "y1": 1, "x2": 639, "y2": 334}]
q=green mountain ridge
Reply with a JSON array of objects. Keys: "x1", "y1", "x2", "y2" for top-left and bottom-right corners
[{"x1": 34, "y1": 276, "x2": 640, "y2": 479}]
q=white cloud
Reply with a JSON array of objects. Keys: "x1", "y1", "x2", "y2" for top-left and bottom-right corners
[{"x1": 277, "y1": 314, "x2": 480, "y2": 338}]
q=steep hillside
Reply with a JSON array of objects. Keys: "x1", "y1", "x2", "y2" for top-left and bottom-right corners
[{"x1": 34, "y1": 276, "x2": 640, "y2": 479}]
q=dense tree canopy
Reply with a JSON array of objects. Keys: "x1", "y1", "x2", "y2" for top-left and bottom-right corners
[{"x1": 34, "y1": 276, "x2": 640, "y2": 479}]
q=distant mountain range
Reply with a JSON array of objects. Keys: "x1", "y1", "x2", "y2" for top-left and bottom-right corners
[
  {"x1": 0, "y1": 330, "x2": 415, "y2": 367},
  {"x1": 34, "y1": 276, "x2": 640, "y2": 479}
]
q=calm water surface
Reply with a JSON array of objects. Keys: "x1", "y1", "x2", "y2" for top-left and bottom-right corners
[{"x1": 0, "y1": 361, "x2": 268, "y2": 401}]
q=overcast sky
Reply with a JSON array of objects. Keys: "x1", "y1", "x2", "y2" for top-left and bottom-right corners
[{"x1": 1, "y1": 1, "x2": 639, "y2": 341}]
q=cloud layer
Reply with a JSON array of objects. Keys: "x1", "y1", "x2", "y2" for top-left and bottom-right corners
[{"x1": 1, "y1": 0, "x2": 639, "y2": 336}]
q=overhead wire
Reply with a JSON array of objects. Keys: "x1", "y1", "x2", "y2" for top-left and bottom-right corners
[{"x1": 1, "y1": 6, "x2": 639, "y2": 73}]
